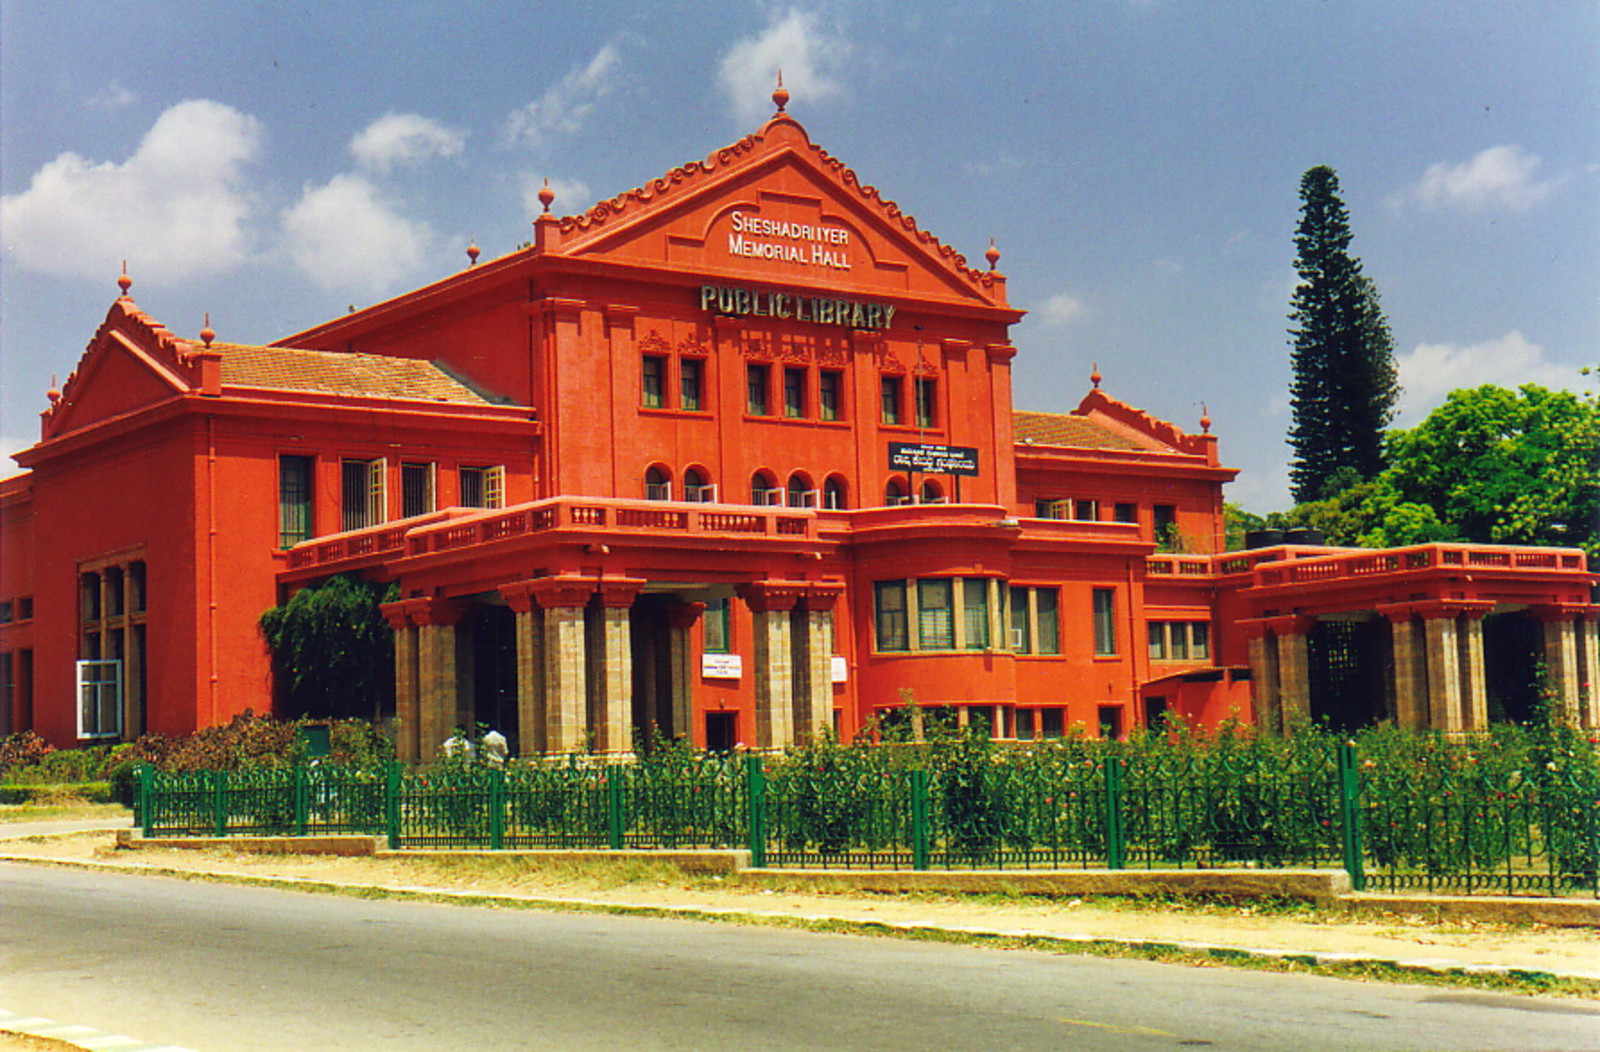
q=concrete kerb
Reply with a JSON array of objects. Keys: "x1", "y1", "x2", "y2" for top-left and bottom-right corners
[{"x1": 7, "y1": 848, "x2": 1600, "y2": 989}]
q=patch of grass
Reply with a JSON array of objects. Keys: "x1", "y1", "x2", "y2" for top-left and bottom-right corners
[{"x1": 0, "y1": 800, "x2": 129, "y2": 823}]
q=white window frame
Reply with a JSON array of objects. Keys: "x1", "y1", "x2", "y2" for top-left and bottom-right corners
[
  {"x1": 461, "y1": 465, "x2": 506, "y2": 509},
  {"x1": 77, "y1": 658, "x2": 122, "y2": 740},
  {"x1": 685, "y1": 482, "x2": 718, "y2": 503}
]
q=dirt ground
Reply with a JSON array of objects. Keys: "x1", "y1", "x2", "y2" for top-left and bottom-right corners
[{"x1": 4, "y1": 829, "x2": 1596, "y2": 979}]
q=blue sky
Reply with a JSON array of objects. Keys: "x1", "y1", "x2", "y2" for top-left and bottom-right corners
[{"x1": 3, "y1": 2, "x2": 1595, "y2": 512}]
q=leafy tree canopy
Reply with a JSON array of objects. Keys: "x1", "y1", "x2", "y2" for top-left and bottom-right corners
[{"x1": 259, "y1": 575, "x2": 396, "y2": 721}]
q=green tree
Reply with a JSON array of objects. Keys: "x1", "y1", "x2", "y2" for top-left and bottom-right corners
[
  {"x1": 1383, "y1": 383, "x2": 1599, "y2": 556},
  {"x1": 259, "y1": 575, "x2": 395, "y2": 721},
  {"x1": 1287, "y1": 166, "x2": 1399, "y2": 503}
]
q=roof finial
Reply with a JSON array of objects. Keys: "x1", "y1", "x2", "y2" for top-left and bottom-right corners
[
  {"x1": 199, "y1": 312, "x2": 215, "y2": 348},
  {"x1": 1200, "y1": 403, "x2": 1212, "y2": 434},
  {"x1": 1090, "y1": 362, "x2": 1102, "y2": 390},
  {"x1": 985, "y1": 238, "x2": 1001, "y2": 271},
  {"x1": 537, "y1": 177, "x2": 555, "y2": 214},
  {"x1": 47, "y1": 374, "x2": 61, "y2": 405},
  {"x1": 772, "y1": 70, "x2": 789, "y2": 113},
  {"x1": 117, "y1": 261, "x2": 132, "y2": 297},
  {"x1": 467, "y1": 240, "x2": 480, "y2": 266}
]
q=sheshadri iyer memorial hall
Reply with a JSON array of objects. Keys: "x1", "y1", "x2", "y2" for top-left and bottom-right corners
[{"x1": 2, "y1": 86, "x2": 1596, "y2": 760}]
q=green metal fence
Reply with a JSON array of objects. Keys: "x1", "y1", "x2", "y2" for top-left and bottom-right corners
[{"x1": 133, "y1": 735, "x2": 1600, "y2": 897}]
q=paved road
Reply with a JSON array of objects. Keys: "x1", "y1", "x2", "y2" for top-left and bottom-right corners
[{"x1": 2, "y1": 863, "x2": 1596, "y2": 1052}]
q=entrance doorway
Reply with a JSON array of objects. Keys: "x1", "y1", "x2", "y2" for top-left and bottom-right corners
[
  {"x1": 630, "y1": 595, "x2": 678, "y2": 746},
  {"x1": 1484, "y1": 611, "x2": 1542, "y2": 723},
  {"x1": 466, "y1": 605, "x2": 518, "y2": 752},
  {"x1": 1308, "y1": 617, "x2": 1390, "y2": 731}
]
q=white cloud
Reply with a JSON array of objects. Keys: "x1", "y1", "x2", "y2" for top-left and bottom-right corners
[
  {"x1": 1394, "y1": 331, "x2": 1589, "y2": 424},
  {"x1": 719, "y1": 9, "x2": 850, "y2": 125},
  {"x1": 86, "y1": 82, "x2": 137, "y2": 110},
  {"x1": 504, "y1": 43, "x2": 622, "y2": 150},
  {"x1": 281, "y1": 174, "x2": 435, "y2": 295},
  {"x1": 1, "y1": 99, "x2": 263, "y2": 283},
  {"x1": 1397, "y1": 145, "x2": 1563, "y2": 212},
  {"x1": 520, "y1": 174, "x2": 594, "y2": 219},
  {"x1": 1037, "y1": 291, "x2": 1088, "y2": 326},
  {"x1": 350, "y1": 113, "x2": 466, "y2": 173}
]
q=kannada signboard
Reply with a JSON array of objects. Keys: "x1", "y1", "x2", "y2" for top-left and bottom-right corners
[{"x1": 888, "y1": 442, "x2": 980, "y2": 477}]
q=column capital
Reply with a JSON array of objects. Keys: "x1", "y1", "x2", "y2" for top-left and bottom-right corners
[
  {"x1": 666, "y1": 601, "x2": 706, "y2": 630},
  {"x1": 1264, "y1": 613, "x2": 1315, "y2": 637},
  {"x1": 802, "y1": 581, "x2": 847, "y2": 612},
  {"x1": 410, "y1": 597, "x2": 466, "y2": 627},
  {"x1": 379, "y1": 599, "x2": 415, "y2": 631},
  {"x1": 527, "y1": 575, "x2": 596, "y2": 609},
  {"x1": 498, "y1": 580, "x2": 541, "y2": 614},
  {"x1": 1531, "y1": 603, "x2": 1592, "y2": 624},
  {"x1": 595, "y1": 577, "x2": 647, "y2": 609},
  {"x1": 737, "y1": 580, "x2": 806, "y2": 612}
]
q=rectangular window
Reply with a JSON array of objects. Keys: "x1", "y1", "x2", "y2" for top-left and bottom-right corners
[
  {"x1": 914, "y1": 376, "x2": 937, "y2": 428},
  {"x1": 746, "y1": 364, "x2": 770, "y2": 416},
  {"x1": 0, "y1": 651, "x2": 11, "y2": 737},
  {"x1": 81, "y1": 572, "x2": 101, "y2": 622},
  {"x1": 127, "y1": 564, "x2": 144, "y2": 614},
  {"x1": 76, "y1": 658, "x2": 122, "y2": 739},
  {"x1": 1098, "y1": 705, "x2": 1124, "y2": 740},
  {"x1": 401, "y1": 462, "x2": 435, "y2": 518},
  {"x1": 1148, "y1": 622, "x2": 1167, "y2": 661},
  {"x1": 642, "y1": 355, "x2": 666, "y2": 408},
  {"x1": 703, "y1": 597, "x2": 730, "y2": 653},
  {"x1": 279, "y1": 455, "x2": 314, "y2": 548},
  {"x1": 1145, "y1": 697, "x2": 1169, "y2": 730},
  {"x1": 962, "y1": 578, "x2": 990, "y2": 649},
  {"x1": 460, "y1": 465, "x2": 504, "y2": 509},
  {"x1": 1114, "y1": 502, "x2": 1137, "y2": 524},
  {"x1": 1009, "y1": 586, "x2": 1032, "y2": 654},
  {"x1": 917, "y1": 578, "x2": 954, "y2": 650},
  {"x1": 1191, "y1": 622, "x2": 1210, "y2": 660},
  {"x1": 1154, "y1": 504, "x2": 1178, "y2": 547},
  {"x1": 1170, "y1": 622, "x2": 1190, "y2": 661},
  {"x1": 880, "y1": 375, "x2": 902, "y2": 425},
  {"x1": 783, "y1": 367, "x2": 806, "y2": 418},
  {"x1": 875, "y1": 580, "x2": 908, "y2": 652},
  {"x1": 1015, "y1": 708, "x2": 1035, "y2": 741},
  {"x1": 1040, "y1": 708, "x2": 1064, "y2": 739},
  {"x1": 680, "y1": 358, "x2": 703, "y2": 411},
  {"x1": 1093, "y1": 588, "x2": 1117, "y2": 656},
  {"x1": 1036, "y1": 588, "x2": 1060, "y2": 655},
  {"x1": 341, "y1": 458, "x2": 386, "y2": 531},
  {"x1": 1072, "y1": 499, "x2": 1099, "y2": 522},
  {"x1": 819, "y1": 370, "x2": 842, "y2": 421}
]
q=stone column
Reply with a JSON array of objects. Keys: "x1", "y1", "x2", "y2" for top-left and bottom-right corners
[
  {"x1": 1382, "y1": 607, "x2": 1426, "y2": 731},
  {"x1": 530, "y1": 577, "x2": 596, "y2": 756},
  {"x1": 591, "y1": 579, "x2": 645, "y2": 757},
  {"x1": 1245, "y1": 628, "x2": 1281, "y2": 734},
  {"x1": 1423, "y1": 615, "x2": 1464, "y2": 732},
  {"x1": 1579, "y1": 616, "x2": 1599, "y2": 729},
  {"x1": 381, "y1": 600, "x2": 421, "y2": 763},
  {"x1": 1458, "y1": 612, "x2": 1490, "y2": 732},
  {"x1": 1538, "y1": 608, "x2": 1581, "y2": 724},
  {"x1": 499, "y1": 583, "x2": 545, "y2": 757},
  {"x1": 798, "y1": 584, "x2": 845, "y2": 743},
  {"x1": 738, "y1": 582, "x2": 804, "y2": 750},
  {"x1": 666, "y1": 602, "x2": 706, "y2": 744},
  {"x1": 1273, "y1": 617, "x2": 1312, "y2": 730},
  {"x1": 414, "y1": 599, "x2": 464, "y2": 761}
]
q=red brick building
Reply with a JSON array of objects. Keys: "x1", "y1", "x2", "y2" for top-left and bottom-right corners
[{"x1": 3, "y1": 96, "x2": 1595, "y2": 758}]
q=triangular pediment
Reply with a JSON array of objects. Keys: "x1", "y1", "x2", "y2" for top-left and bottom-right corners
[
  {"x1": 41, "y1": 298, "x2": 196, "y2": 440},
  {"x1": 544, "y1": 114, "x2": 1013, "y2": 310}
]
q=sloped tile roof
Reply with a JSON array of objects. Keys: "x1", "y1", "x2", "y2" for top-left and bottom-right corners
[
  {"x1": 1013, "y1": 410, "x2": 1157, "y2": 451},
  {"x1": 218, "y1": 344, "x2": 495, "y2": 404}
]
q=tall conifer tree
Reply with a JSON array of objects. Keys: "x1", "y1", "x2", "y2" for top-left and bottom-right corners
[{"x1": 1287, "y1": 166, "x2": 1399, "y2": 503}]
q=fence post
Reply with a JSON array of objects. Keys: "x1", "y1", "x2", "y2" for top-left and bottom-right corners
[
  {"x1": 490, "y1": 766, "x2": 506, "y2": 851},
  {"x1": 135, "y1": 764, "x2": 152, "y2": 832},
  {"x1": 384, "y1": 761, "x2": 401, "y2": 850},
  {"x1": 745, "y1": 754, "x2": 767, "y2": 868},
  {"x1": 607, "y1": 769, "x2": 625, "y2": 851},
  {"x1": 294, "y1": 763, "x2": 309, "y2": 837},
  {"x1": 1103, "y1": 754, "x2": 1125, "y2": 870},
  {"x1": 212, "y1": 769, "x2": 228, "y2": 838},
  {"x1": 911, "y1": 768, "x2": 931, "y2": 871},
  {"x1": 1336, "y1": 741, "x2": 1365, "y2": 891}
]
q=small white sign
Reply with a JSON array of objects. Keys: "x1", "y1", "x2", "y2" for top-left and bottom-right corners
[
  {"x1": 702, "y1": 653, "x2": 743, "y2": 679},
  {"x1": 831, "y1": 656, "x2": 848, "y2": 683}
]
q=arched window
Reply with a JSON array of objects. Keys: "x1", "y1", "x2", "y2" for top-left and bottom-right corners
[
  {"x1": 787, "y1": 473, "x2": 815, "y2": 508},
  {"x1": 645, "y1": 466, "x2": 671, "y2": 501},
  {"x1": 823, "y1": 475, "x2": 848, "y2": 510},
  {"x1": 920, "y1": 479, "x2": 945, "y2": 505},
  {"x1": 751, "y1": 471, "x2": 779, "y2": 506},
  {"x1": 885, "y1": 478, "x2": 907, "y2": 506},
  {"x1": 684, "y1": 468, "x2": 714, "y2": 503}
]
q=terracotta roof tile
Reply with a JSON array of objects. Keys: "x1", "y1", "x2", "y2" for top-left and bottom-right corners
[
  {"x1": 1013, "y1": 410, "x2": 1157, "y2": 452},
  {"x1": 217, "y1": 344, "x2": 496, "y2": 404}
]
